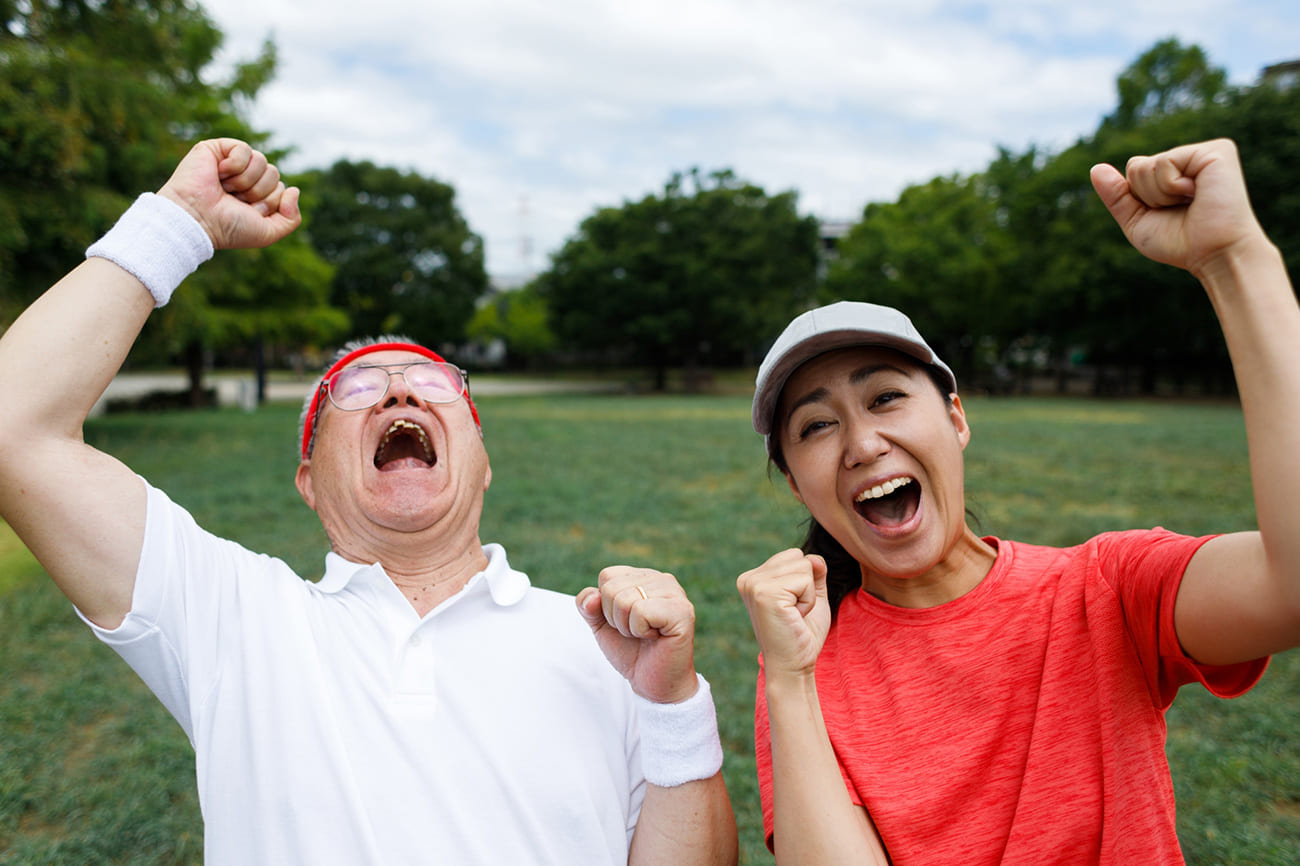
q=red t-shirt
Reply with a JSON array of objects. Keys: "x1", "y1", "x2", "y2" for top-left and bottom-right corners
[{"x1": 754, "y1": 530, "x2": 1267, "y2": 865}]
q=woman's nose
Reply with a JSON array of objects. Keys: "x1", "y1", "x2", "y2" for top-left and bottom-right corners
[{"x1": 841, "y1": 414, "x2": 889, "y2": 468}]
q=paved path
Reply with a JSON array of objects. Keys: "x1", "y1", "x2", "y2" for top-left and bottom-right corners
[{"x1": 94, "y1": 372, "x2": 619, "y2": 415}]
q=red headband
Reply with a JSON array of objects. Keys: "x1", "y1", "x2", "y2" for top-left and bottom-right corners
[{"x1": 300, "y1": 341, "x2": 480, "y2": 460}]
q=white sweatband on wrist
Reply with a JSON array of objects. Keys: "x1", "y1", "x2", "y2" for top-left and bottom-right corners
[
  {"x1": 635, "y1": 673, "x2": 724, "y2": 787},
  {"x1": 86, "y1": 192, "x2": 214, "y2": 307}
]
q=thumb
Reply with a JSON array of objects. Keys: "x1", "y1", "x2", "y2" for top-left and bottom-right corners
[
  {"x1": 1089, "y1": 163, "x2": 1138, "y2": 228},
  {"x1": 575, "y1": 588, "x2": 605, "y2": 632},
  {"x1": 806, "y1": 553, "x2": 826, "y2": 605},
  {"x1": 279, "y1": 185, "x2": 302, "y2": 222},
  {"x1": 808, "y1": 553, "x2": 829, "y2": 596},
  {"x1": 791, "y1": 553, "x2": 828, "y2": 618}
]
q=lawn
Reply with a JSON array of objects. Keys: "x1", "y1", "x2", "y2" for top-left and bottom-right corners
[{"x1": 1, "y1": 393, "x2": 1296, "y2": 864}]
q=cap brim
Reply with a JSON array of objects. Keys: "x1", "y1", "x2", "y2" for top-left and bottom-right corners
[{"x1": 752, "y1": 330, "x2": 955, "y2": 437}]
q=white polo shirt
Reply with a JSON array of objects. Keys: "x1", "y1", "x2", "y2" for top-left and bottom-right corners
[{"x1": 82, "y1": 481, "x2": 644, "y2": 865}]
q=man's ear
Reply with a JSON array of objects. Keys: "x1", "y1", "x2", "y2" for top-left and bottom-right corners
[
  {"x1": 483, "y1": 456, "x2": 492, "y2": 492},
  {"x1": 295, "y1": 461, "x2": 316, "y2": 510}
]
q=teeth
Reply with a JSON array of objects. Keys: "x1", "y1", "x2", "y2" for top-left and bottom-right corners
[
  {"x1": 856, "y1": 476, "x2": 912, "y2": 502},
  {"x1": 377, "y1": 419, "x2": 434, "y2": 462}
]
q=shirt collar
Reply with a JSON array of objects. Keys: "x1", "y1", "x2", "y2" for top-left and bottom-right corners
[{"x1": 315, "y1": 542, "x2": 530, "y2": 607}]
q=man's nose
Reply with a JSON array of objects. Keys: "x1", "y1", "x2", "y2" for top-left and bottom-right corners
[{"x1": 381, "y1": 370, "x2": 422, "y2": 409}]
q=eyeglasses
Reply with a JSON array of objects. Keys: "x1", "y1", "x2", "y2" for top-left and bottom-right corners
[{"x1": 321, "y1": 361, "x2": 470, "y2": 412}]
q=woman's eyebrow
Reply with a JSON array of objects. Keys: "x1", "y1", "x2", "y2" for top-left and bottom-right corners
[
  {"x1": 783, "y1": 363, "x2": 910, "y2": 428},
  {"x1": 785, "y1": 386, "x2": 830, "y2": 421}
]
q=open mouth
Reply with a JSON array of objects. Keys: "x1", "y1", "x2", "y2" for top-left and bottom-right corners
[
  {"x1": 374, "y1": 419, "x2": 436, "y2": 471},
  {"x1": 854, "y1": 476, "x2": 920, "y2": 528}
]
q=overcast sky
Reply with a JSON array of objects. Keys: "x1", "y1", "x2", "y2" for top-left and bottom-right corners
[{"x1": 201, "y1": 0, "x2": 1298, "y2": 281}]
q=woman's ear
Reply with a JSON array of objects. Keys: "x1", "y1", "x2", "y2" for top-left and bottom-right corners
[
  {"x1": 949, "y1": 394, "x2": 971, "y2": 450},
  {"x1": 784, "y1": 470, "x2": 806, "y2": 506}
]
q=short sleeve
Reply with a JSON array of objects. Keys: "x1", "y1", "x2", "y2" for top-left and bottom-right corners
[{"x1": 1093, "y1": 528, "x2": 1268, "y2": 708}]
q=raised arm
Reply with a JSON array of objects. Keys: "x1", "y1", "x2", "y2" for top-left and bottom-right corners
[
  {"x1": 575, "y1": 567, "x2": 738, "y2": 866},
  {"x1": 0, "y1": 139, "x2": 300, "y2": 628},
  {"x1": 1091, "y1": 138, "x2": 1300, "y2": 664},
  {"x1": 737, "y1": 549, "x2": 889, "y2": 864}
]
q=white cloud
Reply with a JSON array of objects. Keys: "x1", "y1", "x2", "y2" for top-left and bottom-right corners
[{"x1": 201, "y1": 0, "x2": 1299, "y2": 278}]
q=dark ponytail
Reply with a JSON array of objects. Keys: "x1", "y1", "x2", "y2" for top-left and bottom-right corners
[
  {"x1": 768, "y1": 449, "x2": 863, "y2": 616},
  {"x1": 801, "y1": 517, "x2": 862, "y2": 614}
]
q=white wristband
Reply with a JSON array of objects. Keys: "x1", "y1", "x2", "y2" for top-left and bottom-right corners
[
  {"x1": 86, "y1": 192, "x2": 214, "y2": 307},
  {"x1": 635, "y1": 673, "x2": 724, "y2": 787}
]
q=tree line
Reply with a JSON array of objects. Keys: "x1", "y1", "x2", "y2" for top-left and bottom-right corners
[
  {"x1": 3, "y1": 3, "x2": 1297, "y2": 399},
  {"x1": 530, "y1": 39, "x2": 1300, "y2": 396},
  {"x1": 1, "y1": 0, "x2": 483, "y2": 402},
  {"x1": 825, "y1": 42, "x2": 1300, "y2": 396}
]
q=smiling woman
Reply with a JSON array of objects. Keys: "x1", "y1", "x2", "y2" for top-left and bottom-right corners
[
  {"x1": 770, "y1": 342, "x2": 990, "y2": 609},
  {"x1": 734, "y1": 139, "x2": 1300, "y2": 866}
]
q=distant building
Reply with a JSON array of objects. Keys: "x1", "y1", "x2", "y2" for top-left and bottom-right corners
[
  {"x1": 818, "y1": 219, "x2": 854, "y2": 258},
  {"x1": 816, "y1": 218, "x2": 855, "y2": 281},
  {"x1": 1260, "y1": 59, "x2": 1300, "y2": 91}
]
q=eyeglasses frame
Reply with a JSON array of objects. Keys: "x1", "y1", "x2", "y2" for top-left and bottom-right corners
[{"x1": 320, "y1": 359, "x2": 471, "y2": 413}]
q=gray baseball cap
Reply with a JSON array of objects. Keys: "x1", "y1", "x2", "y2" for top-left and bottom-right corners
[{"x1": 752, "y1": 301, "x2": 957, "y2": 442}]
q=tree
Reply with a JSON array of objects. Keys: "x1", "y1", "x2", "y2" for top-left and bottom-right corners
[
  {"x1": 830, "y1": 38, "x2": 1249, "y2": 397},
  {"x1": 1031, "y1": 42, "x2": 1234, "y2": 395},
  {"x1": 538, "y1": 168, "x2": 821, "y2": 390},
  {"x1": 1105, "y1": 38, "x2": 1230, "y2": 130},
  {"x1": 2, "y1": 0, "x2": 238, "y2": 314},
  {"x1": 466, "y1": 284, "x2": 556, "y2": 369},
  {"x1": 1226, "y1": 70, "x2": 1300, "y2": 276},
  {"x1": 825, "y1": 173, "x2": 1015, "y2": 388},
  {"x1": 300, "y1": 160, "x2": 488, "y2": 353},
  {"x1": 0, "y1": 0, "x2": 343, "y2": 404},
  {"x1": 152, "y1": 238, "x2": 345, "y2": 404}
]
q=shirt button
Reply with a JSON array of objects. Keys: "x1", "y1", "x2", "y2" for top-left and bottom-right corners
[{"x1": 409, "y1": 635, "x2": 422, "y2": 647}]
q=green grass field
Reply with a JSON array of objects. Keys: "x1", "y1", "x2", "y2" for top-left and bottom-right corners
[{"x1": 1, "y1": 393, "x2": 1297, "y2": 864}]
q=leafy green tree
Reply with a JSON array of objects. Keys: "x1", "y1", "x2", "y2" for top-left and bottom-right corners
[
  {"x1": 825, "y1": 173, "x2": 1015, "y2": 387},
  {"x1": 1036, "y1": 41, "x2": 1235, "y2": 394},
  {"x1": 1225, "y1": 72, "x2": 1300, "y2": 276},
  {"x1": 1105, "y1": 38, "x2": 1230, "y2": 130},
  {"x1": 467, "y1": 284, "x2": 556, "y2": 369},
  {"x1": 951, "y1": 39, "x2": 1241, "y2": 396},
  {"x1": 829, "y1": 38, "x2": 1293, "y2": 398},
  {"x1": 299, "y1": 160, "x2": 488, "y2": 352},
  {"x1": 2, "y1": 0, "x2": 242, "y2": 313},
  {"x1": 154, "y1": 239, "x2": 345, "y2": 404},
  {"x1": 0, "y1": 0, "x2": 342, "y2": 404},
  {"x1": 538, "y1": 168, "x2": 821, "y2": 390}
]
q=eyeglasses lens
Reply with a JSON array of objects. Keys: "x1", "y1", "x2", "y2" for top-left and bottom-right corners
[
  {"x1": 403, "y1": 363, "x2": 466, "y2": 402},
  {"x1": 329, "y1": 362, "x2": 464, "y2": 411}
]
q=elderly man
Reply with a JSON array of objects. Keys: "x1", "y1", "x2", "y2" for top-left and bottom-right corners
[{"x1": 0, "y1": 139, "x2": 737, "y2": 865}]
